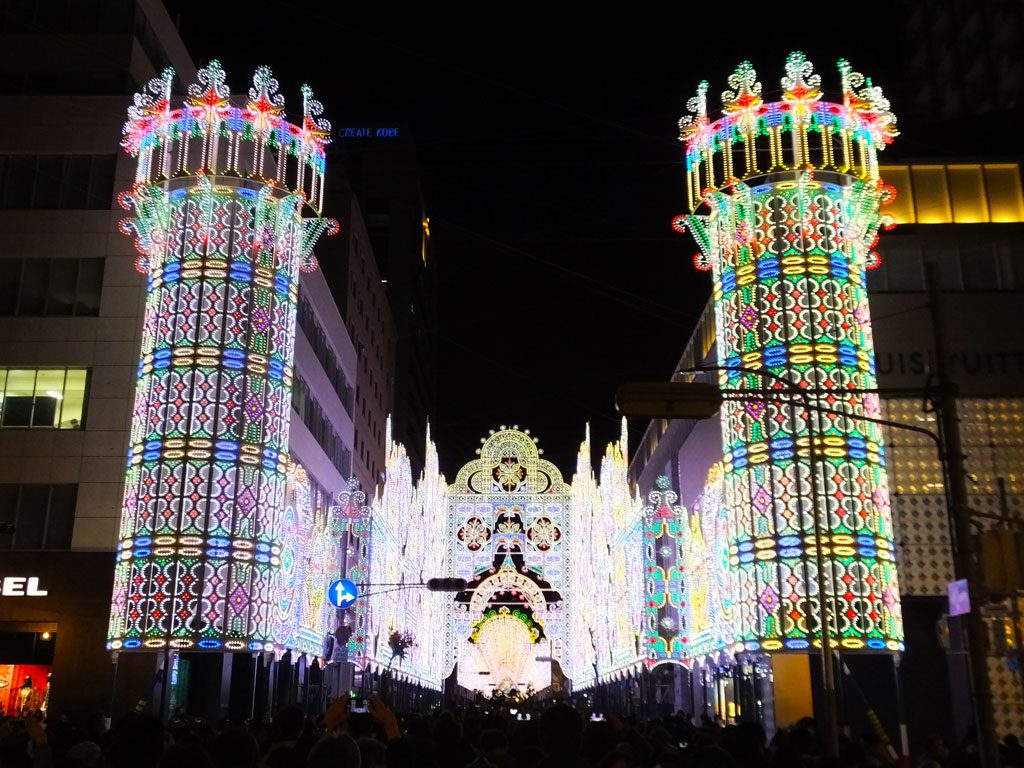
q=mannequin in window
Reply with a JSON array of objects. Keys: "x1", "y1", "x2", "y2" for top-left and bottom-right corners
[{"x1": 17, "y1": 676, "x2": 38, "y2": 717}]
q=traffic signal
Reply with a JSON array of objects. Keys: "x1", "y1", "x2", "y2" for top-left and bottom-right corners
[{"x1": 425, "y1": 578, "x2": 467, "y2": 592}]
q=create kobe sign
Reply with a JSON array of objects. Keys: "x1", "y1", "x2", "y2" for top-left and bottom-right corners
[{"x1": 0, "y1": 577, "x2": 47, "y2": 597}]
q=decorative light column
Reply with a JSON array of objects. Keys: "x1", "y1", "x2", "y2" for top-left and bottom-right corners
[
  {"x1": 675, "y1": 53, "x2": 904, "y2": 655},
  {"x1": 642, "y1": 476, "x2": 687, "y2": 666},
  {"x1": 107, "y1": 62, "x2": 337, "y2": 653}
]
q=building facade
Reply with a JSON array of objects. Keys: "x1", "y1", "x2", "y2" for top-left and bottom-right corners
[{"x1": 0, "y1": 1, "x2": 366, "y2": 720}]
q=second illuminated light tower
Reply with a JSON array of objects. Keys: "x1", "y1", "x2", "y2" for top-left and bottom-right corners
[{"x1": 676, "y1": 53, "x2": 904, "y2": 654}]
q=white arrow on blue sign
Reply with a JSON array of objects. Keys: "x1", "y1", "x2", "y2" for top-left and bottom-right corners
[{"x1": 328, "y1": 578, "x2": 359, "y2": 609}]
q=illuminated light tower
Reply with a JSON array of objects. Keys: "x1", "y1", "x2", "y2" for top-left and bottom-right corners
[
  {"x1": 107, "y1": 62, "x2": 338, "y2": 653},
  {"x1": 674, "y1": 54, "x2": 904, "y2": 665}
]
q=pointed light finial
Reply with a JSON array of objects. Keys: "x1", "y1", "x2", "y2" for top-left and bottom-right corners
[
  {"x1": 678, "y1": 79, "x2": 709, "y2": 140},
  {"x1": 721, "y1": 61, "x2": 761, "y2": 111},
  {"x1": 188, "y1": 59, "x2": 230, "y2": 106},
  {"x1": 781, "y1": 51, "x2": 821, "y2": 98}
]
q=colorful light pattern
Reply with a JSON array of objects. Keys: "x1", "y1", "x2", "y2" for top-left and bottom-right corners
[
  {"x1": 449, "y1": 427, "x2": 569, "y2": 693},
  {"x1": 108, "y1": 63, "x2": 339, "y2": 654},
  {"x1": 333, "y1": 476, "x2": 371, "y2": 664},
  {"x1": 360, "y1": 422, "x2": 448, "y2": 689},
  {"x1": 642, "y1": 476, "x2": 687, "y2": 666},
  {"x1": 682, "y1": 466, "x2": 736, "y2": 659},
  {"x1": 675, "y1": 53, "x2": 904, "y2": 654},
  {"x1": 567, "y1": 423, "x2": 645, "y2": 689}
]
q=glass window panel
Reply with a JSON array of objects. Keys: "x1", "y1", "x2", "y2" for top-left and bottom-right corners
[
  {"x1": 59, "y1": 156, "x2": 89, "y2": 209},
  {"x1": 880, "y1": 243, "x2": 923, "y2": 291},
  {"x1": 14, "y1": 486, "x2": 46, "y2": 549},
  {"x1": 0, "y1": 484, "x2": 16, "y2": 546},
  {"x1": 30, "y1": 156, "x2": 61, "y2": 209},
  {"x1": 60, "y1": 369, "x2": 86, "y2": 428},
  {"x1": 17, "y1": 259, "x2": 48, "y2": 315},
  {"x1": 962, "y1": 241, "x2": 999, "y2": 290},
  {"x1": 924, "y1": 243, "x2": 963, "y2": 289},
  {"x1": 2, "y1": 369, "x2": 35, "y2": 426},
  {"x1": 866, "y1": 260, "x2": 888, "y2": 291},
  {"x1": 44, "y1": 485, "x2": 75, "y2": 549},
  {"x1": 2, "y1": 155, "x2": 35, "y2": 209},
  {"x1": 911, "y1": 165, "x2": 952, "y2": 223},
  {"x1": 74, "y1": 257, "x2": 103, "y2": 316},
  {"x1": 34, "y1": 370, "x2": 65, "y2": 428},
  {"x1": 880, "y1": 165, "x2": 916, "y2": 224},
  {"x1": 947, "y1": 165, "x2": 989, "y2": 223},
  {"x1": 85, "y1": 155, "x2": 115, "y2": 209},
  {"x1": 45, "y1": 258, "x2": 76, "y2": 315},
  {"x1": 0, "y1": 259, "x2": 20, "y2": 314},
  {"x1": 984, "y1": 164, "x2": 1024, "y2": 223}
]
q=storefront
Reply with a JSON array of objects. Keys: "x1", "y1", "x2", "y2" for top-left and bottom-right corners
[{"x1": 0, "y1": 552, "x2": 121, "y2": 719}]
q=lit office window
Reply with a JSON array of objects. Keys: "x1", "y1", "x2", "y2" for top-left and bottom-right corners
[
  {"x1": 881, "y1": 163, "x2": 1024, "y2": 224},
  {"x1": 911, "y1": 165, "x2": 953, "y2": 224},
  {"x1": 985, "y1": 165, "x2": 1024, "y2": 223},
  {"x1": 0, "y1": 368, "x2": 87, "y2": 428},
  {"x1": 881, "y1": 165, "x2": 915, "y2": 224},
  {"x1": 947, "y1": 165, "x2": 988, "y2": 223}
]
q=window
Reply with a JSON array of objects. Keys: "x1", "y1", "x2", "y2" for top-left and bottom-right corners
[
  {"x1": 0, "y1": 258, "x2": 103, "y2": 316},
  {"x1": 0, "y1": 155, "x2": 116, "y2": 210},
  {"x1": 0, "y1": 368, "x2": 87, "y2": 429},
  {"x1": 291, "y1": 376, "x2": 351, "y2": 477},
  {"x1": 0, "y1": 484, "x2": 76, "y2": 551}
]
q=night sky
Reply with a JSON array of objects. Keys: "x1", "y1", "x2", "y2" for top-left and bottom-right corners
[{"x1": 166, "y1": 7, "x2": 923, "y2": 476}]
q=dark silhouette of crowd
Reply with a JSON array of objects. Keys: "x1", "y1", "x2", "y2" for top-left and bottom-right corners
[{"x1": 0, "y1": 697, "x2": 1001, "y2": 768}]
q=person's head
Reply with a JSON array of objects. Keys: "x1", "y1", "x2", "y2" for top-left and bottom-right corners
[
  {"x1": 110, "y1": 714, "x2": 165, "y2": 768},
  {"x1": 479, "y1": 728, "x2": 508, "y2": 756},
  {"x1": 159, "y1": 742, "x2": 216, "y2": 768},
  {"x1": 432, "y1": 712, "x2": 462, "y2": 745},
  {"x1": 539, "y1": 703, "x2": 583, "y2": 758},
  {"x1": 272, "y1": 706, "x2": 305, "y2": 743},
  {"x1": 208, "y1": 726, "x2": 259, "y2": 768},
  {"x1": 306, "y1": 733, "x2": 361, "y2": 768},
  {"x1": 65, "y1": 740, "x2": 104, "y2": 768},
  {"x1": 926, "y1": 734, "x2": 950, "y2": 759},
  {"x1": 734, "y1": 721, "x2": 766, "y2": 754},
  {"x1": 1005, "y1": 734, "x2": 1022, "y2": 748},
  {"x1": 356, "y1": 736, "x2": 386, "y2": 768}
]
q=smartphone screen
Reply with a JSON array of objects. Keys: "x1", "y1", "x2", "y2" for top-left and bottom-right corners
[{"x1": 350, "y1": 697, "x2": 369, "y2": 714}]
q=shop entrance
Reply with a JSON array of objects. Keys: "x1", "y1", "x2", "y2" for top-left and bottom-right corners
[{"x1": 0, "y1": 629, "x2": 56, "y2": 717}]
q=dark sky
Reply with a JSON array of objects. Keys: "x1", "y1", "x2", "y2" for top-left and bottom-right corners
[{"x1": 166, "y1": 6, "x2": 918, "y2": 476}]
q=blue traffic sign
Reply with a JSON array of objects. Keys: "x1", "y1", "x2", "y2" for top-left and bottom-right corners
[{"x1": 328, "y1": 579, "x2": 359, "y2": 609}]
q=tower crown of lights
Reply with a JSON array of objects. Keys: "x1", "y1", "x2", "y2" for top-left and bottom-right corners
[
  {"x1": 122, "y1": 60, "x2": 330, "y2": 210},
  {"x1": 677, "y1": 52, "x2": 897, "y2": 215}
]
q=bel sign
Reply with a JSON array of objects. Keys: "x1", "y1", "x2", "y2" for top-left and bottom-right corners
[{"x1": 0, "y1": 577, "x2": 47, "y2": 597}]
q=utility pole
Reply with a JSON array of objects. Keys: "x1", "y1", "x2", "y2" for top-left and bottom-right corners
[{"x1": 927, "y1": 262, "x2": 1000, "y2": 767}]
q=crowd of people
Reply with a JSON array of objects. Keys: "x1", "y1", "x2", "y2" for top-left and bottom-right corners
[{"x1": 0, "y1": 696, "x2": 1004, "y2": 768}]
